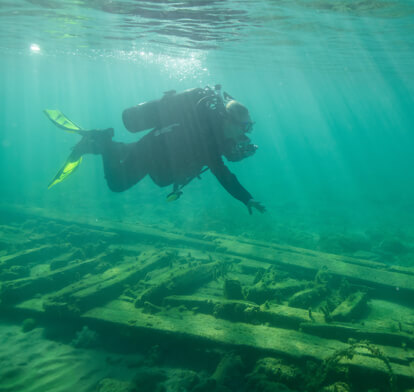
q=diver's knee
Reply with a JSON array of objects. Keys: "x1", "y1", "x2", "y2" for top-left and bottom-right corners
[{"x1": 106, "y1": 179, "x2": 128, "y2": 193}]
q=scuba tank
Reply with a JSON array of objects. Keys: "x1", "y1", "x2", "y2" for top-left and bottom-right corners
[{"x1": 122, "y1": 86, "x2": 225, "y2": 133}]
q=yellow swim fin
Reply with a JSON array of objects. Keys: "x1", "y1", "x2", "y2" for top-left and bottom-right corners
[
  {"x1": 44, "y1": 109, "x2": 86, "y2": 189},
  {"x1": 43, "y1": 109, "x2": 84, "y2": 133},
  {"x1": 48, "y1": 152, "x2": 83, "y2": 189}
]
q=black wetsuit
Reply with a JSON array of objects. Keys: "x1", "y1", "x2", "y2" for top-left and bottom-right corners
[{"x1": 101, "y1": 101, "x2": 253, "y2": 206}]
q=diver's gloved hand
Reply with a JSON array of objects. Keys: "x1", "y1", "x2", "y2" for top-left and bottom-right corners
[{"x1": 247, "y1": 199, "x2": 266, "y2": 215}]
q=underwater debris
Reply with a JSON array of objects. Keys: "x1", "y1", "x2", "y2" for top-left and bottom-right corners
[
  {"x1": 245, "y1": 278, "x2": 307, "y2": 305},
  {"x1": 49, "y1": 256, "x2": 70, "y2": 271},
  {"x1": 250, "y1": 357, "x2": 303, "y2": 390},
  {"x1": 190, "y1": 378, "x2": 217, "y2": 392},
  {"x1": 72, "y1": 248, "x2": 87, "y2": 261},
  {"x1": 331, "y1": 291, "x2": 368, "y2": 322},
  {"x1": 308, "y1": 307, "x2": 315, "y2": 322},
  {"x1": 288, "y1": 286, "x2": 325, "y2": 309},
  {"x1": 184, "y1": 353, "x2": 245, "y2": 392},
  {"x1": 71, "y1": 325, "x2": 100, "y2": 348},
  {"x1": 321, "y1": 382, "x2": 350, "y2": 392},
  {"x1": 122, "y1": 287, "x2": 137, "y2": 301},
  {"x1": 22, "y1": 318, "x2": 36, "y2": 332},
  {"x1": 163, "y1": 369, "x2": 200, "y2": 391},
  {"x1": 138, "y1": 260, "x2": 219, "y2": 306},
  {"x1": 211, "y1": 353, "x2": 245, "y2": 390},
  {"x1": 0, "y1": 265, "x2": 29, "y2": 280},
  {"x1": 97, "y1": 378, "x2": 132, "y2": 392},
  {"x1": 253, "y1": 269, "x2": 265, "y2": 284},
  {"x1": 143, "y1": 300, "x2": 163, "y2": 314},
  {"x1": 314, "y1": 266, "x2": 332, "y2": 286},
  {"x1": 1, "y1": 209, "x2": 414, "y2": 392},
  {"x1": 245, "y1": 377, "x2": 294, "y2": 392},
  {"x1": 144, "y1": 344, "x2": 163, "y2": 366},
  {"x1": 213, "y1": 258, "x2": 233, "y2": 280},
  {"x1": 44, "y1": 300, "x2": 81, "y2": 318},
  {"x1": 132, "y1": 367, "x2": 166, "y2": 392},
  {"x1": 320, "y1": 304, "x2": 332, "y2": 322},
  {"x1": 245, "y1": 280, "x2": 275, "y2": 304},
  {"x1": 307, "y1": 340, "x2": 395, "y2": 392},
  {"x1": 246, "y1": 358, "x2": 300, "y2": 392},
  {"x1": 213, "y1": 301, "x2": 259, "y2": 323},
  {"x1": 101, "y1": 247, "x2": 131, "y2": 263},
  {"x1": 224, "y1": 279, "x2": 244, "y2": 300}
]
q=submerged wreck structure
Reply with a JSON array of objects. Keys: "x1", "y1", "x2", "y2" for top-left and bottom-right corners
[{"x1": 0, "y1": 206, "x2": 413, "y2": 392}]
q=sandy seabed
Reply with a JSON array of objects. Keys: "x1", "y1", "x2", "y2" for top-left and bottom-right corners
[{"x1": 0, "y1": 322, "x2": 141, "y2": 392}]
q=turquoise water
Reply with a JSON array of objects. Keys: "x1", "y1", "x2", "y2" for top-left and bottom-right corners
[
  {"x1": 1, "y1": 1, "x2": 414, "y2": 257},
  {"x1": 0, "y1": 3, "x2": 414, "y2": 390}
]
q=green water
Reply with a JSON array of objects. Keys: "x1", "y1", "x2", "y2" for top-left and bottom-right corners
[
  {"x1": 1, "y1": 1, "x2": 414, "y2": 261},
  {"x1": 0, "y1": 2, "x2": 414, "y2": 391}
]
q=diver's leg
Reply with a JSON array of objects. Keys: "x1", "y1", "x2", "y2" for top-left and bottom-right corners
[
  {"x1": 101, "y1": 140, "x2": 150, "y2": 192},
  {"x1": 72, "y1": 128, "x2": 151, "y2": 192},
  {"x1": 71, "y1": 128, "x2": 115, "y2": 158}
]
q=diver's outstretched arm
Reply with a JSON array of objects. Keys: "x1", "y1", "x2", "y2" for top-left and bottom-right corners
[{"x1": 209, "y1": 157, "x2": 265, "y2": 214}]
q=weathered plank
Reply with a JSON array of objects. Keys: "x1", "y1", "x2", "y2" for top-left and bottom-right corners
[
  {"x1": 0, "y1": 245, "x2": 66, "y2": 269},
  {"x1": 4, "y1": 205, "x2": 413, "y2": 304},
  {"x1": 82, "y1": 299, "x2": 414, "y2": 382},
  {"x1": 138, "y1": 261, "x2": 220, "y2": 306},
  {"x1": 213, "y1": 238, "x2": 414, "y2": 300},
  {"x1": 0, "y1": 205, "x2": 216, "y2": 252},
  {"x1": 12, "y1": 291, "x2": 414, "y2": 383},
  {"x1": 0, "y1": 224, "x2": 34, "y2": 248},
  {"x1": 301, "y1": 322, "x2": 414, "y2": 351},
  {"x1": 164, "y1": 295, "x2": 324, "y2": 327},
  {"x1": 0, "y1": 256, "x2": 100, "y2": 305},
  {"x1": 163, "y1": 295, "x2": 414, "y2": 353},
  {"x1": 44, "y1": 251, "x2": 173, "y2": 315},
  {"x1": 0, "y1": 204, "x2": 411, "y2": 389},
  {"x1": 85, "y1": 299, "x2": 347, "y2": 359}
]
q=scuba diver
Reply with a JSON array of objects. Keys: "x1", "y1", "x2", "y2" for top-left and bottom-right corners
[{"x1": 44, "y1": 85, "x2": 266, "y2": 215}]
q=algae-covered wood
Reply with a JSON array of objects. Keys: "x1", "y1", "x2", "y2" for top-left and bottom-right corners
[
  {"x1": 0, "y1": 205, "x2": 413, "y2": 391},
  {"x1": 81, "y1": 299, "x2": 414, "y2": 381}
]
